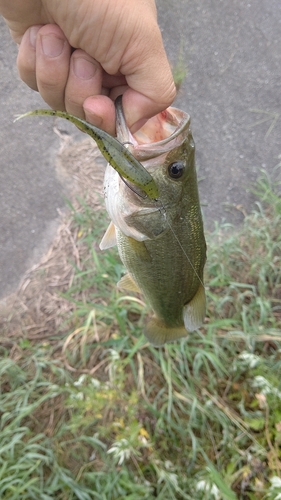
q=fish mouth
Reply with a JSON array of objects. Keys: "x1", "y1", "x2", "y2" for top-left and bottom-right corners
[
  {"x1": 115, "y1": 96, "x2": 190, "y2": 161},
  {"x1": 103, "y1": 98, "x2": 191, "y2": 242}
]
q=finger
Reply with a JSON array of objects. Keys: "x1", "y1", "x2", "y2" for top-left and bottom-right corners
[
  {"x1": 122, "y1": 88, "x2": 175, "y2": 134},
  {"x1": 122, "y1": 70, "x2": 176, "y2": 133},
  {"x1": 0, "y1": 0, "x2": 50, "y2": 43},
  {"x1": 35, "y1": 24, "x2": 71, "y2": 110},
  {"x1": 108, "y1": 85, "x2": 129, "y2": 102},
  {"x1": 119, "y1": 26, "x2": 177, "y2": 131},
  {"x1": 64, "y1": 50, "x2": 103, "y2": 119},
  {"x1": 17, "y1": 25, "x2": 42, "y2": 91},
  {"x1": 102, "y1": 73, "x2": 127, "y2": 89},
  {"x1": 83, "y1": 95, "x2": 116, "y2": 136}
]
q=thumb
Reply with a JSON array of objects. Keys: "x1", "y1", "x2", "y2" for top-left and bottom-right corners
[{"x1": 119, "y1": 24, "x2": 176, "y2": 132}]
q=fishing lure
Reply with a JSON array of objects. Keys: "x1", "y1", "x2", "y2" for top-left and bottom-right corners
[{"x1": 15, "y1": 108, "x2": 159, "y2": 200}]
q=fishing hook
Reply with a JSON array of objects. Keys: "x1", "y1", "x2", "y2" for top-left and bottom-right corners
[{"x1": 118, "y1": 173, "x2": 148, "y2": 199}]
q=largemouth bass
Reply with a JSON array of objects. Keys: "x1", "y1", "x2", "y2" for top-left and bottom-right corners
[
  {"x1": 17, "y1": 101, "x2": 206, "y2": 346},
  {"x1": 100, "y1": 97, "x2": 207, "y2": 346}
]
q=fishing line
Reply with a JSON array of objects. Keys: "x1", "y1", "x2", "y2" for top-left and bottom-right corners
[
  {"x1": 119, "y1": 136, "x2": 205, "y2": 288},
  {"x1": 120, "y1": 174, "x2": 205, "y2": 288},
  {"x1": 118, "y1": 174, "x2": 147, "y2": 199},
  {"x1": 158, "y1": 201, "x2": 205, "y2": 289}
]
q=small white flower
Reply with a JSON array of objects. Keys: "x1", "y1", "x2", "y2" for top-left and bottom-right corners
[
  {"x1": 90, "y1": 377, "x2": 100, "y2": 388},
  {"x1": 238, "y1": 352, "x2": 260, "y2": 368},
  {"x1": 73, "y1": 374, "x2": 87, "y2": 387},
  {"x1": 69, "y1": 390, "x2": 84, "y2": 401},
  {"x1": 157, "y1": 470, "x2": 178, "y2": 489},
  {"x1": 164, "y1": 460, "x2": 174, "y2": 470},
  {"x1": 75, "y1": 391, "x2": 84, "y2": 400},
  {"x1": 210, "y1": 484, "x2": 221, "y2": 500},
  {"x1": 196, "y1": 480, "x2": 221, "y2": 499},
  {"x1": 108, "y1": 349, "x2": 120, "y2": 361},
  {"x1": 270, "y1": 476, "x2": 281, "y2": 488},
  {"x1": 197, "y1": 480, "x2": 209, "y2": 491},
  {"x1": 107, "y1": 438, "x2": 131, "y2": 465},
  {"x1": 252, "y1": 376, "x2": 271, "y2": 393},
  {"x1": 252, "y1": 376, "x2": 281, "y2": 399}
]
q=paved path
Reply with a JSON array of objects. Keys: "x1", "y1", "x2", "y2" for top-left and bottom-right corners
[
  {"x1": 1, "y1": 1, "x2": 280, "y2": 298},
  {"x1": 0, "y1": 20, "x2": 65, "y2": 299},
  {"x1": 164, "y1": 0, "x2": 281, "y2": 223}
]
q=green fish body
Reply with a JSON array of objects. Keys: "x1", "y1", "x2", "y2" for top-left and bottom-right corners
[{"x1": 100, "y1": 101, "x2": 207, "y2": 346}]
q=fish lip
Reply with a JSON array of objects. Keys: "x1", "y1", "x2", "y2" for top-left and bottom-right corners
[
  {"x1": 116, "y1": 102, "x2": 190, "y2": 161},
  {"x1": 137, "y1": 110, "x2": 189, "y2": 147}
]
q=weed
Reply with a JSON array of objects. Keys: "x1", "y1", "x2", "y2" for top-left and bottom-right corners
[{"x1": 0, "y1": 167, "x2": 280, "y2": 499}]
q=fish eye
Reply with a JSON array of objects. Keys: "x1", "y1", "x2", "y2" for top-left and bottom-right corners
[{"x1": 167, "y1": 161, "x2": 185, "y2": 179}]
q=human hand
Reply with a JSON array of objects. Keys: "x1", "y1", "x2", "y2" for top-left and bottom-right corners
[{"x1": 0, "y1": 0, "x2": 176, "y2": 134}]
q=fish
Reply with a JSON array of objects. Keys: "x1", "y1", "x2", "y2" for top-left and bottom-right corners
[
  {"x1": 100, "y1": 96, "x2": 207, "y2": 346},
  {"x1": 16, "y1": 100, "x2": 206, "y2": 346}
]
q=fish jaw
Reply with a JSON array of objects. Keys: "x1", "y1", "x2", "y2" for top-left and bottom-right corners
[{"x1": 116, "y1": 102, "x2": 191, "y2": 161}]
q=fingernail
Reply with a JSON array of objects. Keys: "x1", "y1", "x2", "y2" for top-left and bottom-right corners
[
  {"x1": 41, "y1": 34, "x2": 65, "y2": 57},
  {"x1": 73, "y1": 57, "x2": 97, "y2": 80},
  {"x1": 29, "y1": 26, "x2": 40, "y2": 48}
]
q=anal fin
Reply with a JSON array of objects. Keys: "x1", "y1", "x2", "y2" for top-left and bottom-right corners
[
  {"x1": 183, "y1": 284, "x2": 206, "y2": 331},
  {"x1": 117, "y1": 273, "x2": 141, "y2": 293}
]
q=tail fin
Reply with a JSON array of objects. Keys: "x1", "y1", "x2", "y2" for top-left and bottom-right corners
[{"x1": 145, "y1": 318, "x2": 188, "y2": 346}]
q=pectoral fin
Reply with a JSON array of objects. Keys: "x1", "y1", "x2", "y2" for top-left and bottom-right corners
[
  {"x1": 145, "y1": 318, "x2": 188, "y2": 346},
  {"x1": 99, "y1": 222, "x2": 117, "y2": 250},
  {"x1": 117, "y1": 273, "x2": 141, "y2": 293},
  {"x1": 126, "y1": 237, "x2": 152, "y2": 262},
  {"x1": 183, "y1": 284, "x2": 206, "y2": 331},
  {"x1": 124, "y1": 209, "x2": 168, "y2": 239}
]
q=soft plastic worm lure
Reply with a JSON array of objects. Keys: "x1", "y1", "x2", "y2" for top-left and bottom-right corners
[{"x1": 15, "y1": 108, "x2": 159, "y2": 200}]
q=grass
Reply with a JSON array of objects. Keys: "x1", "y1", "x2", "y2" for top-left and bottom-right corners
[
  {"x1": 172, "y1": 41, "x2": 187, "y2": 92},
  {"x1": 0, "y1": 166, "x2": 281, "y2": 499}
]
